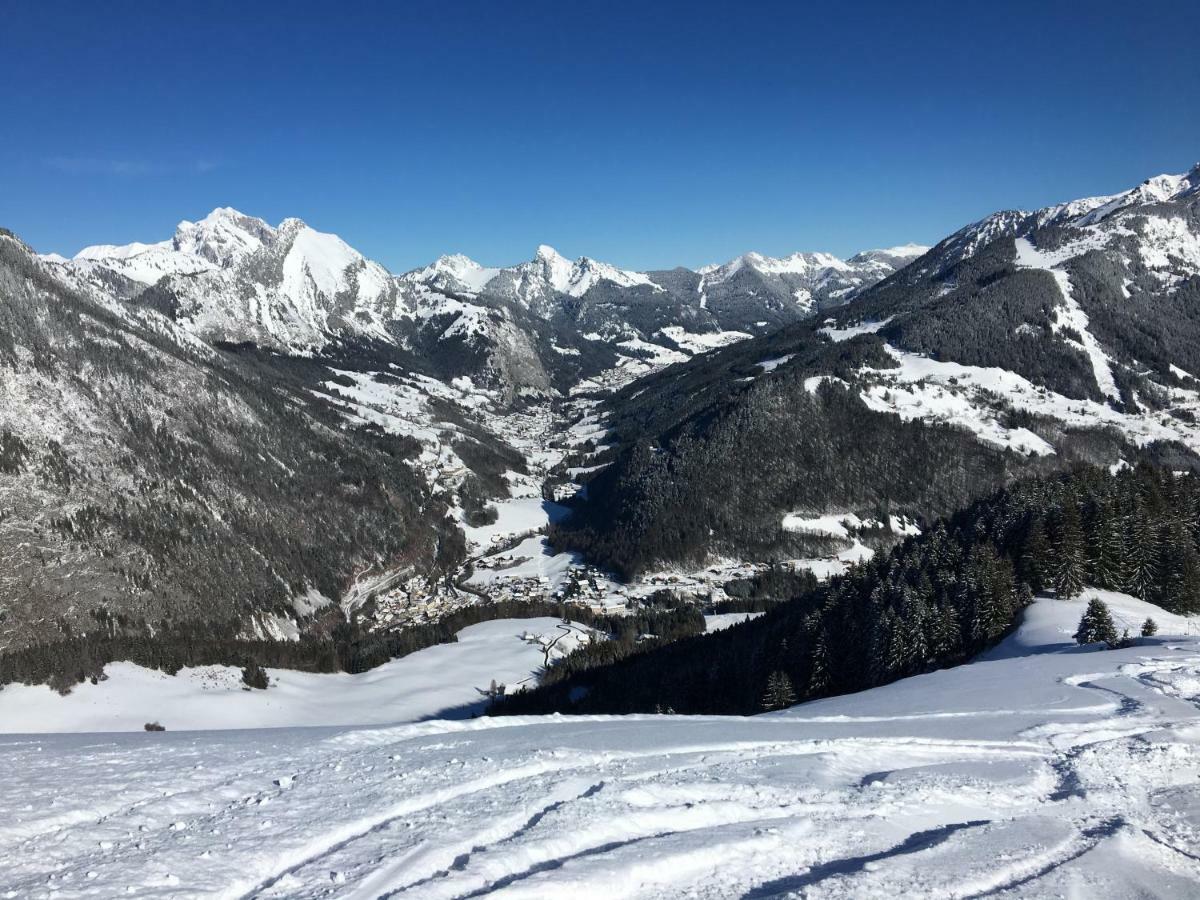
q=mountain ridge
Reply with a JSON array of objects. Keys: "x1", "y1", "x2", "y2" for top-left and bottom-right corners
[{"x1": 550, "y1": 160, "x2": 1200, "y2": 575}]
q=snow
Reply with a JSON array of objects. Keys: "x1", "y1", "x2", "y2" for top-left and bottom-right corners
[
  {"x1": 466, "y1": 534, "x2": 583, "y2": 591},
  {"x1": 281, "y1": 225, "x2": 361, "y2": 301},
  {"x1": 411, "y1": 254, "x2": 501, "y2": 294},
  {"x1": 819, "y1": 316, "x2": 892, "y2": 342},
  {"x1": 704, "y1": 612, "x2": 763, "y2": 632},
  {"x1": 8, "y1": 592, "x2": 1200, "y2": 897},
  {"x1": 656, "y1": 326, "x2": 751, "y2": 355},
  {"x1": 461, "y1": 497, "x2": 570, "y2": 552},
  {"x1": 781, "y1": 512, "x2": 863, "y2": 539},
  {"x1": 756, "y1": 353, "x2": 795, "y2": 373},
  {"x1": 74, "y1": 240, "x2": 169, "y2": 261},
  {"x1": 1014, "y1": 238, "x2": 1119, "y2": 400},
  {"x1": 855, "y1": 336, "x2": 1200, "y2": 460},
  {"x1": 876, "y1": 242, "x2": 928, "y2": 258},
  {"x1": 0, "y1": 619, "x2": 594, "y2": 734}
]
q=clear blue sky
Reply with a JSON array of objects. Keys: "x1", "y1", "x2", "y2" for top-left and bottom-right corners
[{"x1": 2, "y1": 0, "x2": 1197, "y2": 272}]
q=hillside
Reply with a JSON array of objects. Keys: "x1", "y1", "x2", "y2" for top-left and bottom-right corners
[
  {"x1": 553, "y1": 163, "x2": 1200, "y2": 575},
  {"x1": 506, "y1": 465, "x2": 1200, "y2": 716},
  {"x1": 0, "y1": 231, "x2": 456, "y2": 653}
]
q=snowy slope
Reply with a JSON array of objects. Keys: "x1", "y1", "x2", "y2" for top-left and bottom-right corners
[
  {"x1": 0, "y1": 619, "x2": 595, "y2": 734},
  {"x1": 751, "y1": 161, "x2": 1200, "y2": 472},
  {"x1": 4, "y1": 591, "x2": 1200, "y2": 898},
  {"x1": 926, "y1": 161, "x2": 1200, "y2": 275}
]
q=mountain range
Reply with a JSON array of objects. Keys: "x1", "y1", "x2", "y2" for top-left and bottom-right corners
[
  {"x1": 553, "y1": 162, "x2": 1200, "y2": 575},
  {"x1": 3, "y1": 160, "x2": 1199, "y2": 672},
  {"x1": 53, "y1": 214, "x2": 925, "y2": 396}
]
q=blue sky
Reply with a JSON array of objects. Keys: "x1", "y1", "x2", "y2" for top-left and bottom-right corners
[{"x1": 2, "y1": 0, "x2": 1197, "y2": 272}]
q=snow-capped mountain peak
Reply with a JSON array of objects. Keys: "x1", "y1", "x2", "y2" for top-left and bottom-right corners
[
  {"x1": 57, "y1": 208, "x2": 406, "y2": 350},
  {"x1": 506, "y1": 245, "x2": 657, "y2": 300},
  {"x1": 173, "y1": 207, "x2": 273, "y2": 267},
  {"x1": 534, "y1": 243, "x2": 565, "y2": 263},
  {"x1": 529, "y1": 244, "x2": 576, "y2": 294},
  {"x1": 696, "y1": 246, "x2": 928, "y2": 305},
  {"x1": 403, "y1": 253, "x2": 500, "y2": 295}
]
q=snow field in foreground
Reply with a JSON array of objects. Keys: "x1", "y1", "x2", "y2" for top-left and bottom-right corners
[{"x1": 3, "y1": 591, "x2": 1200, "y2": 897}]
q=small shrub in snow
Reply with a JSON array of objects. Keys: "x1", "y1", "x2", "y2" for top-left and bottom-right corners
[
  {"x1": 1074, "y1": 597, "x2": 1118, "y2": 647},
  {"x1": 1141, "y1": 617, "x2": 1159, "y2": 637},
  {"x1": 242, "y1": 662, "x2": 269, "y2": 690}
]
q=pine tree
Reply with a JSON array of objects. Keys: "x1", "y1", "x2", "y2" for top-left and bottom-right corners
[
  {"x1": 931, "y1": 604, "x2": 962, "y2": 659},
  {"x1": 1141, "y1": 617, "x2": 1158, "y2": 637},
  {"x1": 1157, "y1": 521, "x2": 1200, "y2": 614},
  {"x1": 1053, "y1": 504, "x2": 1086, "y2": 600},
  {"x1": 761, "y1": 670, "x2": 797, "y2": 711},
  {"x1": 1091, "y1": 506, "x2": 1125, "y2": 589},
  {"x1": 241, "y1": 661, "x2": 269, "y2": 690},
  {"x1": 1019, "y1": 518, "x2": 1050, "y2": 591},
  {"x1": 807, "y1": 632, "x2": 830, "y2": 696},
  {"x1": 1126, "y1": 511, "x2": 1159, "y2": 600},
  {"x1": 1074, "y1": 597, "x2": 1119, "y2": 646}
]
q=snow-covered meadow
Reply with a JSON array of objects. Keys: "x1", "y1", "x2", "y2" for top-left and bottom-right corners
[
  {"x1": 0, "y1": 619, "x2": 595, "y2": 734},
  {"x1": 3, "y1": 591, "x2": 1200, "y2": 897}
]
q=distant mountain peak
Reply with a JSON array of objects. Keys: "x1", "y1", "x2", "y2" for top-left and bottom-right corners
[{"x1": 174, "y1": 207, "x2": 273, "y2": 267}]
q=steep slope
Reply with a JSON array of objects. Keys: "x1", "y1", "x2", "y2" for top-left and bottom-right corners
[
  {"x1": 0, "y1": 230, "x2": 456, "y2": 653},
  {"x1": 554, "y1": 163, "x2": 1200, "y2": 574}
]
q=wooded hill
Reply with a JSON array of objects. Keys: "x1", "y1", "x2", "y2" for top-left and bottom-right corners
[{"x1": 495, "y1": 464, "x2": 1200, "y2": 717}]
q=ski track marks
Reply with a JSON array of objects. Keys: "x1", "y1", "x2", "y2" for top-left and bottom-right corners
[{"x1": 4, "y1": 609, "x2": 1200, "y2": 898}]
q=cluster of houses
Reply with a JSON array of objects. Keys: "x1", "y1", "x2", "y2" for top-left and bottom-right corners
[{"x1": 364, "y1": 582, "x2": 475, "y2": 630}]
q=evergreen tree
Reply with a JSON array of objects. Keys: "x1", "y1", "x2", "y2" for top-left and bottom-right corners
[
  {"x1": 1074, "y1": 597, "x2": 1119, "y2": 646},
  {"x1": 241, "y1": 661, "x2": 269, "y2": 690},
  {"x1": 807, "y1": 632, "x2": 830, "y2": 696},
  {"x1": 1019, "y1": 517, "x2": 1051, "y2": 590},
  {"x1": 1126, "y1": 511, "x2": 1159, "y2": 600},
  {"x1": 761, "y1": 670, "x2": 797, "y2": 711},
  {"x1": 1091, "y1": 506, "x2": 1126, "y2": 589},
  {"x1": 1141, "y1": 617, "x2": 1158, "y2": 637},
  {"x1": 931, "y1": 604, "x2": 962, "y2": 659},
  {"x1": 1157, "y1": 521, "x2": 1200, "y2": 614},
  {"x1": 1052, "y1": 502, "x2": 1086, "y2": 600}
]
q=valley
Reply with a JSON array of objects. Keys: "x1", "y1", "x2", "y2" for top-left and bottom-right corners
[{"x1": 4, "y1": 160, "x2": 1200, "y2": 697}]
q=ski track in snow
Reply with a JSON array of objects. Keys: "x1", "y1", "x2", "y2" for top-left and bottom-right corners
[{"x1": 4, "y1": 591, "x2": 1200, "y2": 898}]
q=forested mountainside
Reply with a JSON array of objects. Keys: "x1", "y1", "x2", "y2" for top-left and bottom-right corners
[
  {"x1": 0, "y1": 230, "x2": 459, "y2": 651},
  {"x1": 497, "y1": 464, "x2": 1200, "y2": 717},
  {"x1": 553, "y1": 164, "x2": 1200, "y2": 576}
]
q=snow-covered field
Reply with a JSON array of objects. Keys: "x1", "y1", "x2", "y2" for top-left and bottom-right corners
[
  {"x1": 0, "y1": 619, "x2": 594, "y2": 734},
  {"x1": 703, "y1": 612, "x2": 763, "y2": 632},
  {"x1": 4, "y1": 592, "x2": 1200, "y2": 897}
]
